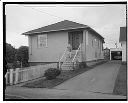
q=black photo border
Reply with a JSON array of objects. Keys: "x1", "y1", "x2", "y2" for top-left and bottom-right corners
[{"x1": 3, "y1": 1, "x2": 127, "y2": 101}]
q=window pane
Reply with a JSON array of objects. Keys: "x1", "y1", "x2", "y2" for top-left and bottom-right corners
[{"x1": 38, "y1": 34, "x2": 47, "y2": 48}]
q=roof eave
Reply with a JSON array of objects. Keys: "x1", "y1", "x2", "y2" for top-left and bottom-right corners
[
  {"x1": 87, "y1": 27, "x2": 105, "y2": 42},
  {"x1": 22, "y1": 26, "x2": 88, "y2": 35}
]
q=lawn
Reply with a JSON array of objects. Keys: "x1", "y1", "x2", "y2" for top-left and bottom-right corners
[
  {"x1": 22, "y1": 60, "x2": 107, "y2": 88},
  {"x1": 113, "y1": 63, "x2": 127, "y2": 96}
]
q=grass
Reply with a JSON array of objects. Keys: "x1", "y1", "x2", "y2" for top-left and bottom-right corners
[
  {"x1": 22, "y1": 60, "x2": 107, "y2": 88},
  {"x1": 113, "y1": 63, "x2": 127, "y2": 96}
]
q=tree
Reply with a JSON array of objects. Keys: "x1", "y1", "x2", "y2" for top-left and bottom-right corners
[
  {"x1": 6, "y1": 43, "x2": 16, "y2": 63},
  {"x1": 17, "y1": 46, "x2": 29, "y2": 67}
]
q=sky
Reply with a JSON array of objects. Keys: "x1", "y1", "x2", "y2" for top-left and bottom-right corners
[{"x1": 6, "y1": 4, "x2": 126, "y2": 49}]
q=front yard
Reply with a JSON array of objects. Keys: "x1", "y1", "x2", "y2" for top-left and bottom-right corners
[
  {"x1": 22, "y1": 60, "x2": 107, "y2": 88},
  {"x1": 22, "y1": 68, "x2": 91, "y2": 88},
  {"x1": 113, "y1": 63, "x2": 127, "y2": 96}
]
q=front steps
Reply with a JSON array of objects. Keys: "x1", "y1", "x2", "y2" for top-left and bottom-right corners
[{"x1": 61, "y1": 50, "x2": 78, "y2": 70}]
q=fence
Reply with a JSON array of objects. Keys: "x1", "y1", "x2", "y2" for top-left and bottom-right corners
[{"x1": 5, "y1": 63, "x2": 57, "y2": 85}]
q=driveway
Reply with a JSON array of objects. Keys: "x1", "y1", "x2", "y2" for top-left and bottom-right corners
[{"x1": 55, "y1": 61, "x2": 121, "y2": 94}]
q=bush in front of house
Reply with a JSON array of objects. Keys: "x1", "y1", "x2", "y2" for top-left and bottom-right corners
[{"x1": 44, "y1": 68, "x2": 61, "y2": 80}]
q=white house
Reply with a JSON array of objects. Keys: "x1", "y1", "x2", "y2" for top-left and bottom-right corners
[{"x1": 119, "y1": 27, "x2": 126, "y2": 62}]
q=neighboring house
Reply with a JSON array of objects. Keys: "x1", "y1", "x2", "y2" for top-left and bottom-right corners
[
  {"x1": 22, "y1": 20, "x2": 104, "y2": 70},
  {"x1": 119, "y1": 27, "x2": 126, "y2": 62},
  {"x1": 110, "y1": 48, "x2": 122, "y2": 60}
]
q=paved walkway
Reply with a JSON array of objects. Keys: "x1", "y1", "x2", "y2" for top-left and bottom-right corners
[
  {"x1": 55, "y1": 61, "x2": 121, "y2": 94},
  {"x1": 5, "y1": 61, "x2": 126, "y2": 99}
]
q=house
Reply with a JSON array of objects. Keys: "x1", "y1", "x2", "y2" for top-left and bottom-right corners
[
  {"x1": 119, "y1": 27, "x2": 126, "y2": 62},
  {"x1": 110, "y1": 48, "x2": 122, "y2": 60},
  {"x1": 22, "y1": 20, "x2": 104, "y2": 70}
]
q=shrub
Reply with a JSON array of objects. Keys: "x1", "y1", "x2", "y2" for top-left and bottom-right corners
[{"x1": 44, "y1": 68, "x2": 61, "y2": 80}]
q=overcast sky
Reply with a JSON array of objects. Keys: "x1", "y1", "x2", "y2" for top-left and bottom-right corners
[{"x1": 6, "y1": 4, "x2": 126, "y2": 49}]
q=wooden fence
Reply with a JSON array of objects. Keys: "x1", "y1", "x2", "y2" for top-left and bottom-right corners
[{"x1": 5, "y1": 63, "x2": 57, "y2": 85}]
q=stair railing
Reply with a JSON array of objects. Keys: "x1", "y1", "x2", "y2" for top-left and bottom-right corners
[
  {"x1": 72, "y1": 44, "x2": 81, "y2": 68},
  {"x1": 59, "y1": 48, "x2": 68, "y2": 69}
]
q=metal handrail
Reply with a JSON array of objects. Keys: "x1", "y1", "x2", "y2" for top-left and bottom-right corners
[{"x1": 72, "y1": 44, "x2": 81, "y2": 62}]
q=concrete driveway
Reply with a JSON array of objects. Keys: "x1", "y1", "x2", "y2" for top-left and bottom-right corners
[
  {"x1": 55, "y1": 61, "x2": 121, "y2": 94},
  {"x1": 5, "y1": 85, "x2": 126, "y2": 99}
]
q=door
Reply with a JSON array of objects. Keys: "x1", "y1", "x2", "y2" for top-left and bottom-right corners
[
  {"x1": 68, "y1": 31, "x2": 83, "y2": 50},
  {"x1": 72, "y1": 33, "x2": 80, "y2": 50}
]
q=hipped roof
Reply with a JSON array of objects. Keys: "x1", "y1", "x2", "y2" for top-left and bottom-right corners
[{"x1": 22, "y1": 20, "x2": 104, "y2": 42}]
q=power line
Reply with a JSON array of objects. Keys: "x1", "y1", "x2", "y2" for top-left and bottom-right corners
[
  {"x1": 18, "y1": 4, "x2": 87, "y2": 25},
  {"x1": 19, "y1": 4, "x2": 65, "y2": 20}
]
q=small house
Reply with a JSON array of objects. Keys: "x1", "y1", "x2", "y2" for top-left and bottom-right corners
[{"x1": 22, "y1": 20, "x2": 104, "y2": 70}]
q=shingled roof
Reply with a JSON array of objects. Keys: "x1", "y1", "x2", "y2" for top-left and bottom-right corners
[
  {"x1": 22, "y1": 20, "x2": 88, "y2": 35},
  {"x1": 119, "y1": 27, "x2": 126, "y2": 42},
  {"x1": 22, "y1": 20, "x2": 104, "y2": 41}
]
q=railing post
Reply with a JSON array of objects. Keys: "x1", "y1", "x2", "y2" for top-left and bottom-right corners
[
  {"x1": 9, "y1": 69, "x2": 13, "y2": 85},
  {"x1": 14, "y1": 68, "x2": 20, "y2": 84}
]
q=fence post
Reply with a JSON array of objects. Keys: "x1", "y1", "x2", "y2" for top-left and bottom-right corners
[
  {"x1": 5, "y1": 72, "x2": 8, "y2": 85},
  {"x1": 9, "y1": 69, "x2": 13, "y2": 85},
  {"x1": 14, "y1": 68, "x2": 20, "y2": 84}
]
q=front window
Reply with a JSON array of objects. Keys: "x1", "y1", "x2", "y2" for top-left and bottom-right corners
[{"x1": 38, "y1": 34, "x2": 47, "y2": 48}]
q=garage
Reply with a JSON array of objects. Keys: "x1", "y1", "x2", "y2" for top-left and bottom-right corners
[{"x1": 110, "y1": 48, "x2": 122, "y2": 60}]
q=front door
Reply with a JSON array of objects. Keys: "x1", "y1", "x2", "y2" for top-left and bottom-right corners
[{"x1": 68, "y1": 31, "x2": 83, "y2": 50}]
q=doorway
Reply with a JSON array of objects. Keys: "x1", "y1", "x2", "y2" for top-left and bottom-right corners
[
  {"x1": 68, "y1": 31, "x2": 83, "y2": 50},
  {"x1": 111, "y1": 51, "x2": 122, "y2": 60}
]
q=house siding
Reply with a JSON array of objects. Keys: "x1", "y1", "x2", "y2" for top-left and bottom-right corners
[
  {"x1": 121, "y1": 41, "x2": 126, "y2": 62},
  {"x1": 28, "y1": 29, "x2": 104, "y2": 63},
  {"x1": 85, "y1": 30, "x2": 104, "y2": 61},
  {"x1": 28, "y1": 31, "x2": 68, "y2": 62}
]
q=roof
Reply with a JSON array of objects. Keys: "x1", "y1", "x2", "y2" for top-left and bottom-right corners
[
  {"x1": 110, "y1": 48, "x2": 122, "y2": 51},
  {"x1": 22, "y1": 20, "x2": 87, "y2": 35},
  {"x1": 22, "y1": 20, "x2": 104, "y2": 41},
  {"x1": 119, "y1": 27, "x2": 126, "y2": 42}
]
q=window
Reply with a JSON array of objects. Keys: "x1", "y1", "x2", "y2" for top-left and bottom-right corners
[
  {"x1": 86, "y1": 32, "x2": 88, "y2": 45},
  {"x1": 92, "y1": 39, "x2": 96, "y2": 47},
  {"x1": 38, "y1": 34, "x2": 47, "y2": 48},
  {"x1": 101, "y1": 42, "x2": 103, "y2": 51},
  {"x1": 92, "y1": 39, "x2": 93, "y2": 47},
  {"x1": 98, "y1": 40, "x2": 100, "y2": 48},
  {"x1": 95, "y1": 51, "x2": 97, "y2": 58}
]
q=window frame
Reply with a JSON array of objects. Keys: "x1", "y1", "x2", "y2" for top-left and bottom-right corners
[{"x1": 37, "y1": 34, "x2": 48, "y2": 48}]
